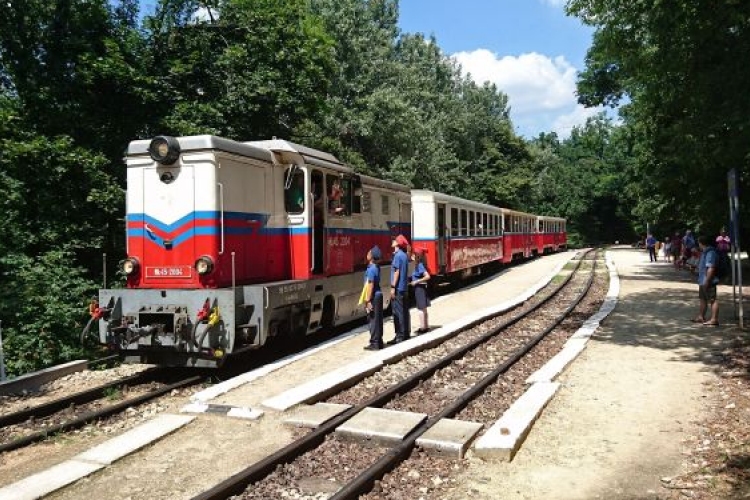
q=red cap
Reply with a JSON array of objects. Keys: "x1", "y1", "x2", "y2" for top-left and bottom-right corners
[{"x1": 394, "y1": 234, "x2": 409, "y2": 248}]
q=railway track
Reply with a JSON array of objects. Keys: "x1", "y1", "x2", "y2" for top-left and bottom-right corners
[
  {"x1": 0, "y1": 369, "x2": 203, "y2": 453},
  {"x1": 191, "y1": 249, "x2": 605, "y2": 500}
]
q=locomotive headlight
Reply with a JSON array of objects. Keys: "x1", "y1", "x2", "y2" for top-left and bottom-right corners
[
  {"x1": 148, "y1": 136, "x2": 181, "y2": 165},
  {"x1": 195, "y1": 256, "x2": 214, "y2": 275},
  {"x1": 122, "y1": 258, "x2": 140, "y2": 276}
]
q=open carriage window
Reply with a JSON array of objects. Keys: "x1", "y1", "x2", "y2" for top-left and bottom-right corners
[{"x1": 284, "y1": 167, "x2": 305, "y2": 214}]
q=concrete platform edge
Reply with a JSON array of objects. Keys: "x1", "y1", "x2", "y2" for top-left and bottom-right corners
[
  {"x1": 473, "y1": 381, "x2": 560, "y2": 461},
  {"x1": 0, "y1": 360, "x2": 88, "y2": 396},
  {"x1": 261, "y1": 253, "x2": 576, "y2": 412}
]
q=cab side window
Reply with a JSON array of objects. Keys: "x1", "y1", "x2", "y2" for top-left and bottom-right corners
[{"x1": 284, "y1": 168, "x2": 305, "y2": 214}]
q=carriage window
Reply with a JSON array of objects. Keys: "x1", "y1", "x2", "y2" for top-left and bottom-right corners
[
  {"x1": 284, "y1": 168, "x2": 305, "y2": 214},
  {"x1": 482, "y1": 213, "x2": 488, "y2": 236},
  {"x1": 469, "y1": 211, "x2": 475, "y2": 236},
  {"x1": 362, "y1": 191, "x2": 371, "y2": 213},
  {"x1": 382, "y1": 195, "x2": 390, "y2": 215},
  {"x1": 451, "y1": 208, "x2": 459, "y2": 236},
  {"x1": 496, "y1": 215, "x2": 500, "y2": 234},
  {"x1": 488, "y1": 214, "x2": 493, "y2": 235},
  {"x1": 460, "y1": 210, "x2": 467, "y2": 236}
]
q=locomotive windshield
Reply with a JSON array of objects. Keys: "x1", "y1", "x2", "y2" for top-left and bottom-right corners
[{"x1": 284, "y1": 168, "x2": 305, "y2": 214}]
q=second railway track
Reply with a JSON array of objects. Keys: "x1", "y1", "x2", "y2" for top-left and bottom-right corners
[{"x1": 0, "y1": 368, "x2": 204, "y2": 453}]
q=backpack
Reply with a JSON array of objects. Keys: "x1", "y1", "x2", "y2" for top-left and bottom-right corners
[{"x1": 715, "y1": 250, "x2": 730, "y2": 280}]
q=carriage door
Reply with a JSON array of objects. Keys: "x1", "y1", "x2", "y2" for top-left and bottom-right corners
[
  {"x1": 311, "y1": 170, "x2": 325, "y2": 274},
  {"x1": 437, "y1": 204, "x2": 446, "y2": 272}
]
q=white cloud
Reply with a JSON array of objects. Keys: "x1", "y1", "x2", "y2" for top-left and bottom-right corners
[
  {"x1": 540, "y1": 0, "x2": 567, "y2": 7},
  {"x1": 452, "y1": 48, "x2": 602, "y2": 138}
]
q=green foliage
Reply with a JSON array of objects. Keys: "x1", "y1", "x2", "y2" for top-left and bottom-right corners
[
  {"x1": 147, "y1": 0, "x2": 335, "y2": 140},
  {"x1": 0, "y1": 250, "x2": 97, "y2": 377},
  {"x1": 527, "y1": 114, "x2": 637, "y2": 245},
  {"x1": 567, "y1": 0, "x2": 750, "y2": 237}
]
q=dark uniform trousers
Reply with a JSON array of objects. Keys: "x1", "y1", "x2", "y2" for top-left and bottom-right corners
[
  {"x1": 368, "y1": 293, "x2": 384, "y2": 347},
  {"x1": 393, "y1": 290, "x2": 410, "y2": 340}
]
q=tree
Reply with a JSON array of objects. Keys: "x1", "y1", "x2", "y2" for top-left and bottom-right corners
[
  {"x1": 567, "y1": 0, "x2": 750, "y2": 234},
  {"x1": 145, "y1": 0, "x2": 335, "y2": 140}
]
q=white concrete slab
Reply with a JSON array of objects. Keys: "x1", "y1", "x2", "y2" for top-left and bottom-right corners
[
  {"x1": 75, "y1": 414, "x2": 194, "y2": 465},
  {"x1": 417, "y1": 418, "x2": 484, "y2": 458},
  {"x1": 284, "y1": 403, "x2": 352, "y2": 428},
  {"x1": 262, "y1": 357, "x2": 384, "y2": 411},
  {"x1": 0, "y1": 460, "x2": 104, "y2": 500},
  {"x1": 335, "y1": 407, "x2": 427, "y2": 445},
  {"x1": 473, "y1": 382, "x2": 560, "y2": 461}
]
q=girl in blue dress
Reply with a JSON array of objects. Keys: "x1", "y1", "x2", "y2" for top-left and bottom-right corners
[{"x1": 410, "y1": 248, "x2": 431, "y2": 334}]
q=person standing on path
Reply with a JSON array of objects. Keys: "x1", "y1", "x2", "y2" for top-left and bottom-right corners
[
  {"x1": 716, "y1": 227, "x2": 730, "y2": 254},
  {"x1": 646, "y1": 233, "x2": 657, "y2": 262},
  {"x1": 691, "y1": 235, "x2": 720, "y2": 326},
  {"x1": 363, "y1": 246, "x2": 384, "y2": 351},
  {"x1": 410, "y1": 248, "x2": 431, "y2": 334},
  {"x1": 389, "y1": 234, "x2": 410, "y2": 344}
]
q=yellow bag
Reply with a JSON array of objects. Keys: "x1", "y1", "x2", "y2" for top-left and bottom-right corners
[{"x1": 358, "y1": 282, "x2": 368, "y2": 305}]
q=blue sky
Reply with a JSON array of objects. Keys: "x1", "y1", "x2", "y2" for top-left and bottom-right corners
[{"x1": 399, "y1": 0, "x2": 600, "y2": 138}]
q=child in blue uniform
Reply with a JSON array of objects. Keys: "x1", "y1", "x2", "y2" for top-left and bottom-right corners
[
  {"x1": 363, "y1": 246, "x2": 384, "y2": 350},
  {"x1": 410, "y1": 248, "x2": 431, "y2": 334}
]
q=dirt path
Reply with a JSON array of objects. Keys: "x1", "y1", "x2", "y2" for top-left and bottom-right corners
[{"x1": 447, "y1": 247, "x2": 737, "y2": 500}]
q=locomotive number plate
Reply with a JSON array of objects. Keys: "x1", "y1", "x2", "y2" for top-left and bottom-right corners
[{"x1": 146, "y1": 266, "x2": 192, "y2": 278}]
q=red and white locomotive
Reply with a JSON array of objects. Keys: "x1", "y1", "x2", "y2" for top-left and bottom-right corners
[{"x1": 96, "y1": 135, "x2": 565, "y2": 367}]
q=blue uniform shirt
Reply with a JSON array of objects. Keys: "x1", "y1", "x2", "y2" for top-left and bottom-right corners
[
  {"x1": 698, "y1": 247, "x2": 719, "y2": 285},
  {"x1": 411, "y1": 262, "x2": 427, "y2": 283},
  {"x1": 365, "y1": 263, "x2": 381, "y2": 296},
  {"x1": 391, "y1": 248, "x2": 409, "y2": 292}
]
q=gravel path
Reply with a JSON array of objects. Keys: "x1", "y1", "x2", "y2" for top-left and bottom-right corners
[{"x1": 438, "y1": 248, "x2": 745, "y2": 500}]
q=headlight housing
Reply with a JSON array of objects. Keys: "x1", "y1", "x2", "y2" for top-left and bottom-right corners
[
  {"x1": 195, "y1": 256, "x2": 214, "y2": 275},
  {"x1": 148, "y1": 136, "x2": 181, "y2": 165},
  {"x1": 122, "y1": 258, "x2": 140, "y2": 276}
]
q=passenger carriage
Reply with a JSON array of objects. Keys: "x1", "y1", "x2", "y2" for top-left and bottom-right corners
[
  {"x1": 410, "y1": 190, "x2": 504, "y2": 278},
  {"x1": 536, "y1": 215, "x2": 567, "y2": 254},
  {"x1": 500, "y1": 208, "x2": 537, "y2": 262},
  {"x1": 99, "y1": 136, "x2": 411, "y2": 367}
]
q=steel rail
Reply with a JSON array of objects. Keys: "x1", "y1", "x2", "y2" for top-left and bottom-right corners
[
  {"x1": 191, "y1": 249, "x2": 595, "y2": 500},
  {"x1": 0, "y1": 367, "x2": 161, "y2": 428},
  {"x1": 0, "y1": 375, "x2": 202, "y2": 454}
]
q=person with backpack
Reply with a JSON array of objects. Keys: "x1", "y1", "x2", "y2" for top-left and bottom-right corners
[{"x1": 691, "y1": 235, "x2": 720, "y2": 326}]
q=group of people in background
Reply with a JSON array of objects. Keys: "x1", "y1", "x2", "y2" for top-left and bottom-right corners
[
  {"x1": 362, "y1": 234, "x2": 432, "y2": 351},
  {"x1": 644, "y1": 228, "x2": 732, "y2": 327}
]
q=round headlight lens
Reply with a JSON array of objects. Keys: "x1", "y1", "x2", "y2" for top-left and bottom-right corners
[
  {"x1": 122, "y1": 258, "x2": 139, "y2": 275},
  {"x1": 195, "y1": 256, "x2": 214, "y2": 275},
  {"x1": 148, "y1": 136, "x2": 181, "y2": 165}
]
